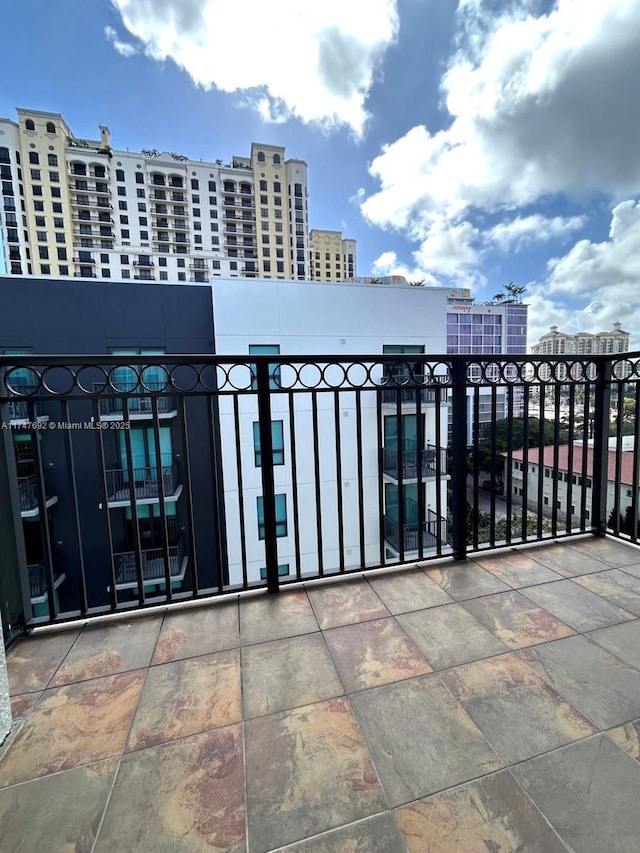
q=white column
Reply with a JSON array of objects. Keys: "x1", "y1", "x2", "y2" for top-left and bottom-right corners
[{"x1": 0, "y1": 614, "x2": 12, "y2": 744}]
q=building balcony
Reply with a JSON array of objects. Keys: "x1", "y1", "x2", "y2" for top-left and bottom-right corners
[
  {"x1": 95, "y1": 385, "x2": 177, "y2": 420},
  {"x1": 27, "y1": 561, "x2": 65, "y2": 603},
  {"x1": 72, "y1": 256, "x2": 96, "y2": 264},
  {"x1": 112, "y1": 542, "x2": 187, "y2": 591},
  {"x1": 133, "y1": 274, "x2": 156, "y2": 281},
  {"x1": 4, "y1": 534, "x2": 640, "y2": 850},
  {"x1": 384, "y1": 509, "x2": 447, "y2": 555},
  {"x1": 383, "y1": 444, "x2": 446, "y2": 481},
  {"x1": 105, "y1": 461, "x2": 180, "y2": 506},
  {"x1": 18, "y1": 473, "x2": 57, "y2": 517}
]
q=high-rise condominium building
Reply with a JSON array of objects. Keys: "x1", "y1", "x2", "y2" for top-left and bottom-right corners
[
  {"x1": 532, "y1": 323, "x2": 630, "y2": 356},
  {"x1": 0, "y1": 108, "x2": 356, "y2": 283},
  {"x1": 309, "y1": 229, "x2": 356, "y2": 281}
]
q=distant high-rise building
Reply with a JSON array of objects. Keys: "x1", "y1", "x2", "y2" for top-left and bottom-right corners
[
  {"x1": 532, "y1": 323, "x2": 630, "y2": 356},
  {"x1": 0, "y1": 108, "x2": 356, "y2": 284},
  {"x1": 309, "y1": 229, "x2": 356, "y2": 281}
]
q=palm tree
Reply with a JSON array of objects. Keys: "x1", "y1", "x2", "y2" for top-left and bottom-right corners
[{"x1": 409, "y1": 279, "x2": 426, "y2": 287}]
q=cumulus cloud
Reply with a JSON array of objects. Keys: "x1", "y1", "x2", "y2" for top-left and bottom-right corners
[
  {"x1": 361, "y1": 0, "x2": 640, "y2": 284},
  {"x1": 108, "y1": 0, "x2": 399, "y2": 133},
  {"x1": 528, "y1": 201, "x2": 640, "y2": 347},
  {"x1": 371, "y1": 251, "x2": 437, "y2": 284},
  {"x1": 487, "y1": 214, "x2": 585, "y2": 251},
  {"x1": 104, "y1": 25, "x2": 139, "y2": 57}
]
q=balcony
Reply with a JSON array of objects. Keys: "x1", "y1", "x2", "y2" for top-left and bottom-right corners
[
  {"x1": 384, "y1": 508, "x2": 447, "y2": 554},
  {"x1": 112, "y1": 543, "x2": 187, "y2": 591},
  {"x1": 27, "y1": 561, "x2": 65, "y2": 602},
  {"x1": 18, "y1": 473, "x2": 57, "y2": 517},
  {"x1": 383, "y1": 443, "x2": 446, "y2": 481},
  {"x1": 105, "y1": 461, "x2": 179, "y2": 505},
  {"x1": 3, "y1": 535, "x2": 640, "y2": 850}
]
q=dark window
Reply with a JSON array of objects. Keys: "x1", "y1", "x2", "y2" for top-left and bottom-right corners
[
  {"x1": 49, "y1": 171, "x2": 59, "y2": 182},
  {"x1": 257, "y1": 494, "x2": 287, "y2": 539},
  {"x1": 28, "y1": 152, "x2": 39, "y2": 164},
  {"x1": 35, "y1": 215, "x2": 45, "y2": 226},
  {"x1": 57, "y1": 247, "x2": 67, "y2": 261},
  {"x1": 158, "y1": 257, "x2": 167, "y2": 267},
  {"x1": 40, "y1": 264, "x2": 50, "y2": 273},
  {"x1": 0, "y1": 147, "x2": 10, "y2": 164},
  {"x1": 178, "y1": 272, "x2": 186, "y2": 281},
  {"x1": 51, "y1": 187, "x2": 61, "y2": 198},
  {"x1": 102, "y1": 268, "x2": 111, "y2": 278},
  {"x1": 135, "y1": 172, "x2": 144, "y2": 183},
  {"x1": 119, "y1": 201, "x2": 127, "y2": 210},
  {"x1": 136, "y1": 188, "x2": 145, "y2": 198},
  {"x1": 55, "y1": 233, "x2": 65, "y2": 243},
  {"x1": 30, "y1": 169, "x2": 41, "y2": 180},
  {"x1": 117, "y1": 186, "x2": 127, "y2": 196},
  {"x1": 208, "y1": 180, "x2": 216, "y2": 192},
  {"x1": 116, "y1": 169, "x2": 125, "y2": 182},
  {"x1": 121, "y1": 229, "x2": 130, "y2": 238},
  {"x1": 120, "y1": 215, "x2": 129, "y2": 224},
  {"x1": 46, "y1": 121, "x2": 55, "y2": 133},
  {"x1": 52, "y1": 202, "x2": 62, "y2": 213},
  {"x1": 177, "y1": 258, "x2": 185, "y2": 268},
  {"x1": 253, "y1": 421, "x2": 285, "y2": 466},
  {"x1": 100, "y1": 253, "x2": 109, "y2": 263},
  {"x1": 32, "y1": 185, "x2": 43, "y2": 196},
  {"x1": 48, "y1": 153, "x2": 58, "y2": 166},
  {"x1": 38, "y1": 246, "x2": 49, "y2": 259},
  {"x1": 191, "y1": 178, "x2": 199, "y2": 190},
  {"x1": 59, "y1": 265, "x2": 68, "y2": 275},
  {"x1": 120, "y1": 255, "x2": 129, "y2": 264},
  {"x1": 257, "y1": 152, "x2": 265, "y2": 163},
  {"x1": 54, "y1": 217, "x2": 64, "y2": 228}
]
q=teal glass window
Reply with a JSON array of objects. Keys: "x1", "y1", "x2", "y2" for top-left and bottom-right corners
[
  {"x1": 253, "y1": 421, "x2": 284, "y2": 466},
  {"x1": 257, "y1": 493, "x2": 287, "y2": 539},
  {"x1": 249, "y1": 344, "x2": 281, "y2": 390}
]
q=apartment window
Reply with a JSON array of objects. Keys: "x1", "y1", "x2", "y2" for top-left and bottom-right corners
[
  {"x1": 193, "y1": 207, "x2": 201, "y2": 217},
  {"x1": 276, "y1": 248, "x2": 284, "y2": 258},
  {"x1": 51, "y1": 186, "x2": 61, "y2": 198},
  {"x1": 102, "y1": 268, "x2": 111, "y2": 278},
  {"x1": 120, "y1": 215, "x2": 129, "y2": 224},
  {"x1": 35, "y1": 215, "x2": 45, "y2": 227},
  {"x1": 135, "y1": 172, "x2": 144, "y2": 184},
  {"x1": 36, "y1": 230, "x2": 47, "y2": 242},
  {"x1": 49, "y1": 171, "x2": 59, "y2": 182},
  {"x1": 261, "y1": 221, "x2": 269, "y2": 231},
  {"x1": 59, "y1": 265, "x2": 68, "y2": 275},
  {"x1": 136, "y1": 188, "x2": 145, "y2": 198},
  {"x1": 121, "y1": 229, "x2": 130, "y2": 238},
  {"x1": 32, "y1": 185, "x2": 43, "y2": 196},
  {"x1": 253, "y1": 421, "x2": 284, "y2": 466},
  {"x1": 259, "y1": 195, "x2": 267, "y2": 205},
  {"x1": 48, "y1": 154, "x2": 58, "y2": 166},
  {"x1": 30, "y1": 169, "x2": 41, "y2": 180},
  {"x1": 119, "y1": 201, "x2": 127, "y2": 210},
  {"x1": 264, "y1": 260, "x2": 271, "y2": 272},
  {"x1": 257, "y1": 152, "x2": 265, "y2": 163},
  {"x1": 117, "y1": 186, "x2": 127, "y2": 196},
  {"x1": 137, "y1": 202, "x2": 146, "y2": 212},
  {"x1": 194, "y1": 235, "x2": 202, "y2": 244},
  {"x1": 275, "y1": 223, "x2": 283, "y2": 232},
  {"x1": 259, "y1": 180, "x2": 267, "y2": 191},
  {"x1": 274, "y1": 210, "x2": 282, "y2": 219},
  {"x1": 29, "y1": 151, "x2": 39, "y2": 164},
  {"x1": 52, "y1": 202, "x2": 62, "y2": 213},
  {"x1": 211, "y1": 260, "x2": 220, "y2": 269},
  {"x1": 276, "y1": 261, "x2": 284, "y2": 273},
  {"x1": 158, "y1": 257, "x2": 167, "y2": 267},
  {"x1": 259, "y1": 564, "x2": 289, "y2": 581},
  {"x1": 116, "y1": 169, "x2": 125, "y2": 182},
  {"x1": 57, "y1": 247, "x2": 67, "y2": 261},
  {"x1": 249, "y1": 344, "x2": 281, "y2": 390},
  {"x1": 139, "y1": 216, "x2": 147, "y2": 226},
  {"x1": 177, "y1": 258, "x2": 186, "y2": 268},
  {"x1": 208, "y1": 181, "x2": 216, "y2": 192},
  {"x1": 38, "y1": 246, "x2": 49, "y2": 259},
  {"x1": 40, "y1": 264, "x2": 50, "y2": 273},
  {"x1": 100, "y1": 253, "x2": 109, "y2": 263},
  {"x1": 178, "y1": 272, "x2": 186, "y2": 281},
  {"x1": 191, "y1": 178, "x2": 199, "y2": 190},
  {"x1": 55, "y1": 233, "x2": 65, "y2": 243},
  {"x1": 262, "y1": 235, "x2": 270, "y2": 244},
  {"x1": 257, "y1": 494, "x2": 287, "y2": 539},
  {"x1": 120, "y1": 255, "x2": 129, "y2": 265},
  {"x1": 193, "y1": 221, "x2": 201, "y2": 230},
  {"x1": 159, "y1": 270, "x2": 168, "y2": 281},
  {"x1": 121, "y1": 269, "x2": 130, "y2": 278},
  {"x1": 275, "y1": 235, "x2": 283, "y2": 245}
]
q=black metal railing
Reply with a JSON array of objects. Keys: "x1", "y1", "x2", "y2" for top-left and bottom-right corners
[{"x1": 1, "y1": 351, "x2": 639, "y2": 636}]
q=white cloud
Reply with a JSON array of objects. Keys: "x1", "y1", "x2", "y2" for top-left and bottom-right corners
[
  {"x1": 108, "y1": 0, "x2": 399, "y2": 134},
  {"x1": 371, "y1": 251, "x2": 437, "y2": 284},
  {"x1": 528, "y1": 200, "x2": 640, "y2": 347},
  {"x1": 104, "y1": 25, "x2": 139, "y2": 57},
  {"x1": 361, "y1": 0, "x2": 640, "y2": 282},
  {"x1": 487, "y1": 214, "x2": 585, "y2": 251}
]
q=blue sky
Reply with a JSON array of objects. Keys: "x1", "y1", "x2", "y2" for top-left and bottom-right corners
[{"x1": 2, "y1": 0, "x2": 640, "y2": 347}]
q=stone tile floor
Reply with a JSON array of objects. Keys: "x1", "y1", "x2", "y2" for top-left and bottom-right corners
[{"x1": 2, "y1": 536, "x2": 640, "y2": 852}]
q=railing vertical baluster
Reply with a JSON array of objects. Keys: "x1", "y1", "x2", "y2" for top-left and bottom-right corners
[
  {"x1": 396, "y1": 373, "x2": 405, "y2": 563},
  {"x1": 472, "y1": 383, "x2": 480, "y2": 550},
  {"x1": 355, "y1": 389, "x2": 365, "y2": 569},
  {"x1": 434, "y1": 385, "x2": 442, "y2": 557},
  {"x1": 416, "y1": 377, "x2": 424, "y2": 562},
  {"x1": 551, "y1": 381, "x2": 561, "y2": 538},
  {"x1": 505, "y1": 384, "x2": 513, "y2": 544},
  {"x1": 93, "y1": 398, "x2": 118, "y2": 610},
  {"x1": 334, "y1": 390, "x2": 345, "y2": 572},
  {"x1": 311, "y1": 390, "x2": 323, "y2": 578},
  {"x1": 451, "y1": 359, "x2": 468, "y2": 560},
  {"x1": 612, "y1": 373, "x2": 624, "y2": 535},
  {"x1": 32, "y1": 415, "x2": 57, "y2": 620},
  {"x1": 581, "y1": 381, "x2": 591, "y2": 529},
  {"x1": 232, "y1": 394, "x2": 248, "y2": 589},
  {"x1": 255, "y1": 359, "x2": 279, "y2": 592},
  {"x1": 121, "y1": 397, "x2": 145, "y2": 606},
  {"x1": 288, "y1": 394, "x2": 302, "y2": 580},
  {"x1": 566, "y1": 384, "x2": 575, "y2": 534},
  {"x1": 521, "y1": 388, "x2": 530, "y2": 542},
  {"x1": 592, "y1": 357, "x2": 612, "y2": 535},
  {"x1": 150, "y1": 396, "x2": 172, "y2": 601},
  {"x1": 537, "y1": 385, "x2": 546, "y2": 539},
  {"x1": 208, "y1": 392, "x2": 227, "y2": 593},
  {"x1": 489, "y1": 383, "x2": 497, "y2": 547},
  {"x1": 176, "y1": 394, "x2": 199, "y2": 595},
  {"x1": 376, "y1": 387, "x2": 385, "y2": 566},
  {"x1": 631, "y1": 387, "x2": 640, "y2": 543},
  {"x1": 60, "y1": 398, "x2": 88, "y2": 615}
]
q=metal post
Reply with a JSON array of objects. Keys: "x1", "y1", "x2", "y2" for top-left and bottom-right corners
[
  {"x1": 255, "y1": 359, "x2": 279, "y2": 593},
  {"x1": 451, "y1": 360, "x2": 468, "y2": 560},
  {"x1": 591, "y1": 357, "x2": 612, "y2": 535}
]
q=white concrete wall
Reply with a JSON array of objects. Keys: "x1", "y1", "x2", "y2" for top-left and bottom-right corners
[{"x1": 211, "y1": 278, "x2": 450, "y2": 583}]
